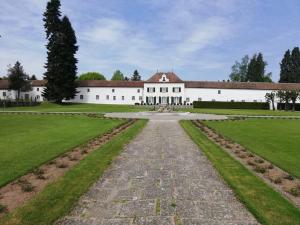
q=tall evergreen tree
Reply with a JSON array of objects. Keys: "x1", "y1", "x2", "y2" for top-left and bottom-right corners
[
  {"x1": 131, "y1": 70, "x2": 141, "y2": 81},
  {"x1": 246, "y1": 53, "x2": 272, "y2": 82},
  {"x1": 291, "y1": 47, "x2": 300, "y2": 83},
  {"x1": 59, "y1": 16, "x2": 78, "y2": 100},
  {"x1": 279, "y1": 50, "x2": 292, "y2": 83},
  {"x1": 42, "y1": 0, "x2": 78, "y2": 103},
  {"x1": 7, "y1": 61, "x2": 31, "y2": 100}
]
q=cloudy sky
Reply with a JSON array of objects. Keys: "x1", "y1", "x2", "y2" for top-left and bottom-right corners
[{"x1": 0, "y1": 0, "x2": 299, "y2": 81}]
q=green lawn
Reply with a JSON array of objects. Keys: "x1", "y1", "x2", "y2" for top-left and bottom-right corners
[
  {"x1": 4, "y1": 102, "x2": 151, "y2": 112},
  {"x1": 181, "y1": 120, "x2": 300, "y2": 225},
  {"x1": 204, "y1": 119, "x2": 300, "y2": 179},
  {"x1": 179, "y1": 108, "x2": 300, "y2": 116},
  {"x1": 0, "y1": 119, "x2": 147, "y2": 225},
  {"x1": 0, "y1": 114, "x2": 123, "y2": 187}
]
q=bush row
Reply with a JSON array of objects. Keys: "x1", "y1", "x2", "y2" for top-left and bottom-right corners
[
  {"x1": 277, "y1": 103, "x2": 300, "y2": 111},
  {"x1": 0, "y1": 100, "x2": 41, "y2": 107},
  {"x1": 193, "y1": 101, "x2": 269, "y2": 109}
]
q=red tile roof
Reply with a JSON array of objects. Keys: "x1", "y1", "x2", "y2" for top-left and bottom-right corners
[
  {"x1": 0, "y1": 80, "x2": 9, "y2": 89},
  {"x1": 78, "y1": 80, "x2": 144, "y2": 88},
  {"x1": 184, "y1": 81, "x2": 300, "y2": 90},
  {"x1": 146, "y1": 72, "x2": 183, "y2": 83}
]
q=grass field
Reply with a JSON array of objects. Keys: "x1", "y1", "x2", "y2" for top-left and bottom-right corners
[
  {"x1": 179, "y1": 108, "x2": 300, "y2": 116},
  {"x1": 0, "y1": 119, "x2": 147, "y2": 225},
  {"x1": 0, "y1": 114, "x2": 123, "y2": 187},
  {"x1": 181, "y1": 120, "x2": 300, "y2": 225},
  {"x1": 4, "y1": 102, "x2": 151, "y2": 112},
  {"x1": 204, "y1": 119, "x2": 300, "y2": 179}
]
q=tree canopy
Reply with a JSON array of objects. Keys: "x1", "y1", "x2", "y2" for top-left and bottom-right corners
[
  {"x1": 246, "y1": 53, "x2": 272, "y2": 82},
  {"x1": 279, "y1": 47, "x2": 300, "y2": 83},
  {"x1": 229, "y1": 55, "x2": 249, "y2": 82},
  {"x1": 111, "y1": 70, "x2": 124, "y2": 80},
  {"x1": 7, "y1": 61, "x2": 31, "y2": 99},
  {"x1": 42, "y1": 0, "x2": 78, "y2": 103},
  {"x1": 131, "y1": 70, "x2": 141, "y2": 81},
  {"x1": 78, "y1": 72, "x2": 106, "y2": 80}
]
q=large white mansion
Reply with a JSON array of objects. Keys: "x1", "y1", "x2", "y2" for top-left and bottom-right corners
[{"x1": 1, "y1": 72, "x2": 300, "y2": 107}]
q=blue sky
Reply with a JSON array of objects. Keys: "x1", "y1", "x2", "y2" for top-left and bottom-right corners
[{"x1": 0, "y1": 0, "x2": 300, "y2": 81}]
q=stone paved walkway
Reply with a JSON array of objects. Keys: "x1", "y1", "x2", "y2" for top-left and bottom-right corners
[{"x1": 57, "y1": 120, "x2": 258, "y2": 225}]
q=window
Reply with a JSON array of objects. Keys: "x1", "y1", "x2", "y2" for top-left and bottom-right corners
[
  {"x1": 253, "y1": 100, "x2": 257, "y2": 102},
  {"x1": 36, "y1": 95, "x2": 40, "y2": 100},
  {"x1": 173, "y1": 87, "x2": 181, "y2": 93},
  {"x1": 186, "y1": 97, "x2": 190, "y2": 102},
  {"x1": 122, "y1": 96, "x2": 125, "y2": 100},
  {"x1": 160, "y1": 87, "x2": 168, "y2": 93},
  {"x1": 198, "y1": 98, "x2": 202, "y2": 101},
  {"x1": 242, "y1": 100, "x2": 245, "y2": 102},
  {"x1": 106, "y1": 95, "x2": 109, "y2": 100},
  {"x1": 3, "y1": 92, "x2": 6, "y2": 97},
  {"x1": 137, "y1": 89, "x2": 140, "y2": 93},
  {"x1": 162, "y1": 77, "x2": 166, "y2": 81},
  {"x1": 96, "y1": 95, "x2": 99, "y2": 100},
  {"x1": 212, "y1": 99, "x2": 216, "y2": 102},
  {"x1": 230, "y1": 100, "x2": 235, "y2": 102},
  {"x1": 139, "y1": 96, "x2": 142, "y2": 101},
  {"x1": 218, "y1": 90, "x2": 221, "y2": 94},
  {"x1": 113, "y1": 96, "x2": 116, "y2": 100},
  {"x1": 37, "y1": 88, "x2": 39, "y2": 91},
  {"x1": 87, "y1": 88, "x2": 90, "y2": 92},
  {"x1": 112, "y1": 89, "x2": 115, "y2": 93},
  {"x1": 132, "y1": 96, "x2": 135, "y2": 100},
  {"x1": 147, "y1": 87, "x2": 155, "y2": 93},
  {"x1": 80, "y1": 95, "x2": 83, "y2": 100}
]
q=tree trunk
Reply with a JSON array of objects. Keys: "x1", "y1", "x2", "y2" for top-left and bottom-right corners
[
  {"x1": 272, "y1": 101, "x2": 275, "y2": 111},
  {"x1": 292, "y1": 100, "x2": 296, "y2": 111}
]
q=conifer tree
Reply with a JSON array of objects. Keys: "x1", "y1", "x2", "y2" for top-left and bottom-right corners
[
  {"x1": 42, "y1": 0, "x2": 78, "y2": 103},
  {"x1": 291, "y1": 47, "x2": 300, "y2": 83},
  {"x1": 131, "y1": 70, "x2": 141, "y2": 81},
  {"x1": 279, "y1": 50, "x2": 291, "y2": 83}
]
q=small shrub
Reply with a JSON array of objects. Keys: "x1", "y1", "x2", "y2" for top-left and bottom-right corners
[
  {"x1": 284, "y1": 174, "x2": 294, "y2": 181},
  {"x1": 18, "y1": 179, "x2": 35, "y2": 192},
  {"x1": 47, "y1": 160, "x2": 56, "y2": 165},
  {"x1": 68, "y1": 155, "x2": 79, "y2": 161},
  {"x1": 57, "y1": 162, "x2": 68, "y2": 168},
  {"x1": 234, "y1": 150, "x2": 240, "y2": 154},
  {"x1": 273, "y1": 177, "x2": 282, "y2": 184},
  {"x1": 247, "y1": 160, "x2": 255, "y2": 166},
  {"x1": 33, "y1": 168, "x2": 44, "y2": 176},
  {"x1": 254, "y1": 165, "x2": 266, "y2": 174},
  {"x1": 238, "y1": 153, "x2": 247, "y2": 159},
  {"x1": 81, "y1": 149, "x2": 88, "y2": 155},
  {"x1": 267, "y1": 164, "x2": 274, "y2": 169},
  {"x1": 254, "y1": 158, "x2": 264, "y2": 164},
  {"x1": 0, "y1": 204, "x2": 7, "y2": 213},
  {"x1": 247, "y1": 153, "x2": 254, "y2": 158},
  {"x1": 288, "y1": 186, "x2": 300, "y2": 197}
]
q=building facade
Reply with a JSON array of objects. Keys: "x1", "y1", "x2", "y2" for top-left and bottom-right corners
[{"x1": 1, "y1": 72, "x2": 300, "y2": 108}]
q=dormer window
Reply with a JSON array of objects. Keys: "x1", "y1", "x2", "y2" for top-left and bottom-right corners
[{"x1": 159, "y1": 74, "x2": 169, "y2": 82}]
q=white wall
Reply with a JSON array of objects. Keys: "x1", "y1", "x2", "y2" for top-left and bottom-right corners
[
  {"x1": 144, "y1": 83, "x2": 185, "y2": 103},
  {"x1": 185, "y1": 88, "x2": 273, "y2": 103},
  {"x1": 66, "y1": 87, "x2": 144, "y2": 105}
]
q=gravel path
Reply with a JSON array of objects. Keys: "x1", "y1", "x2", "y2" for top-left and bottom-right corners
[{"x1": 57, "y1": 120, "x2": 258, "y2": 225}]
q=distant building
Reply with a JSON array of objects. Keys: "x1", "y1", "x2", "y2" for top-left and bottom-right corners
[{"x1": 1, "y1": 72, "x2": 300, "y2": 108}]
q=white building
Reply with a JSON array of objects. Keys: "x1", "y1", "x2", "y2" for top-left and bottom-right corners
[{"x1": 1, "y1": 72, "x2": 300, "y2": 108}]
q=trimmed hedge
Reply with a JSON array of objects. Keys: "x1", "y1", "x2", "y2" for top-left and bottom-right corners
[
  {"x1": 277, "y1": 103, "x2": 300, "y2": 111},
  {"x1": 0, "y1": 100, "x2": 41, "y2": 107},
  {"x1": 193, "y1": 101, "x2": 269, "y2": 109}
]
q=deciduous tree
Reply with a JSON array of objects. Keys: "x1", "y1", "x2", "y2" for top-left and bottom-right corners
[
  {"x1": 111, "y1": 70, "x2": 124, "y2": 80},
  {"x1": 265, "y1": 92, "x2": 276, "y2": 110},
  {"x1": 78, "y1": 72, "x2": 106, "y2": 80},
  {"x1": 229, "y1": 55, "x2": 249, "y2": 82}
]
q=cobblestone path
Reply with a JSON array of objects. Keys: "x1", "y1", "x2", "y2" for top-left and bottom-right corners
[{"x1": 57, "y1": 120, "x2": 258, "y2": 225}]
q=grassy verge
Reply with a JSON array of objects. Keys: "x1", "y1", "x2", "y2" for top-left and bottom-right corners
[
  {"x1": 204, "y1": 119, "x2": 300, "y2": 179},
  {"x1": 6, "y1": 102, "x2": 151, "y2": 112},
  {"x1": 0, "y1": 119, "x2": 147, "y2": 225},
  {"x1": 180, "y1": 120, "x2": 300, "y2": 225},
  {"x1": 0, "y1": 114, "x2": 123, "y2": 187},
  {"x1": 178, "y1": 108, "x2": 300, "y2": 116}
]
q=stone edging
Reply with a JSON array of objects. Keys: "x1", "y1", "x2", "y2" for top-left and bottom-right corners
[{"x1": 192, "y1": 120, "x2": 300, "y2": 208}]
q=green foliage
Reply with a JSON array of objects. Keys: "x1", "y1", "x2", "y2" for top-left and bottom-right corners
[
  {"x1": 193, "y1": 101, "x2": 269, "y2": 110},
  {"x1": 29, "y1": 75, "x2": 37, "y2": 80},
  {"x1": 0, "y1": 114, "x2": 122, "y2": 187},
  {"x1": 279, "y1": 47, "x2": 300, "y2": 83},
  {"x1": 205, "y1": 119, "x2": 300, "y2": 179},
  {"x1": 7, "y1": 61, "x2": 31, "y2": 99},
  {"x1": 181, "y1": 120, "x2": 300, "y2": 225},
  {"x1": 229, "y1": 55, "x2": 249, "y2": 82},
  {"x1": 131, "y1": 70, "x2": 141, "y2": 81},
  {"x1": 78, "y1": 72, "x2": 106, "y2": 80},
  {"x1": 265, "y1": 92, "x2": 276, "y2": 110},
  {"x1": 111, "y1": 70, "x2": 124, "y2": 80},
  {"x1": 246, "y1": 53, "x2": 272, "y2": 82},
  {"x1": 0, "y1": 120, "x2": 147, "y2": 225},
  {"x1": 43, "y1": 0, "x2": 78, "y2": 103}
]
